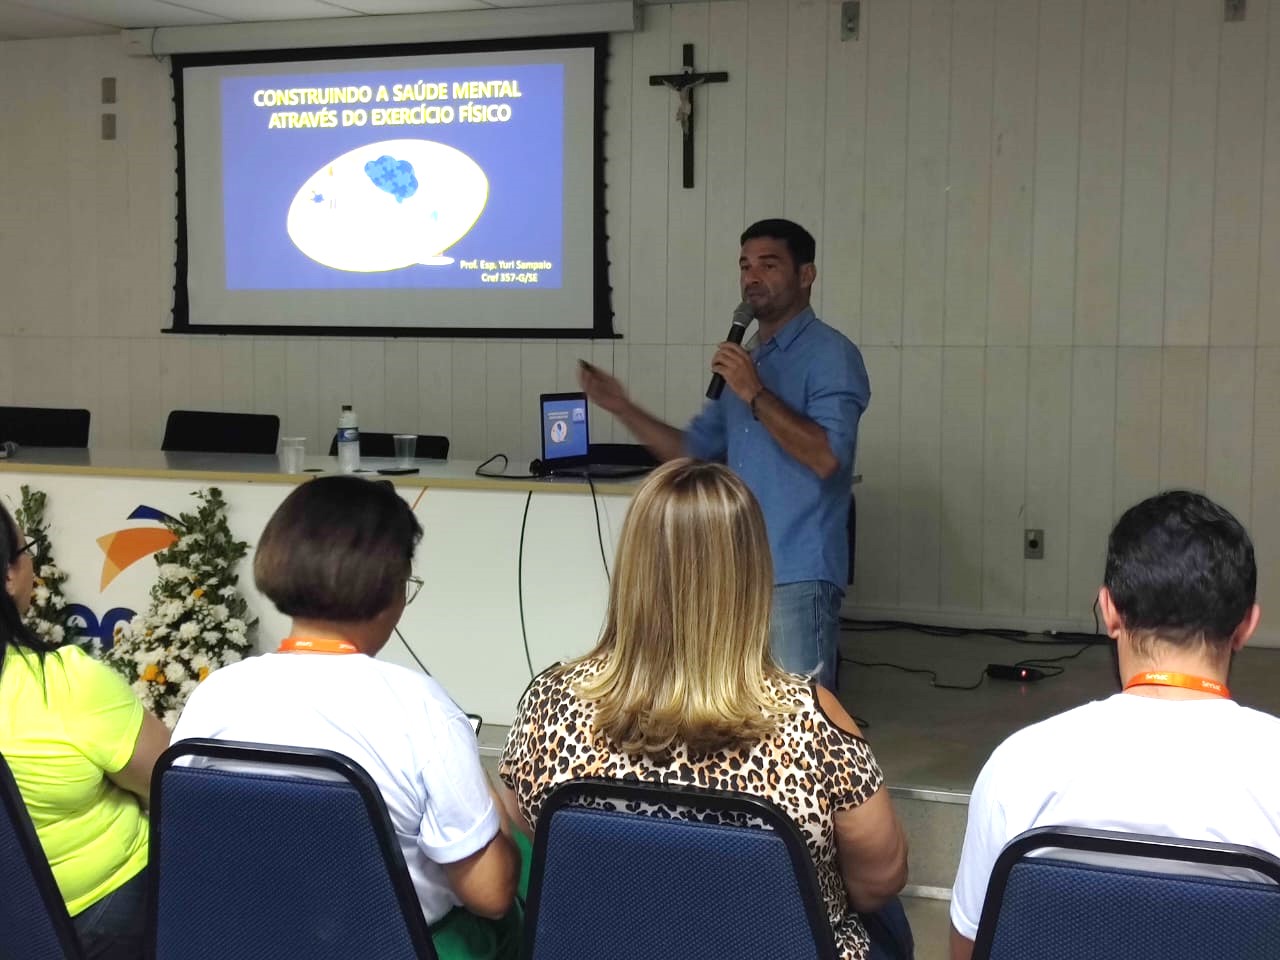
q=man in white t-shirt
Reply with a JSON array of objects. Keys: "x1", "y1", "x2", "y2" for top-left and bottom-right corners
[
  {"x1": 950, "y1": 490, "x2": 1280, "y2": 960},
  {"x1": 173, "y1": 477, "x2": 520, "y2": 956}
]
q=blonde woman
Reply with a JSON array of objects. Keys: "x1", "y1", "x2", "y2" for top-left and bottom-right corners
[{"x1": 500, "y1": 460, "x2": 910, "y2": 960}]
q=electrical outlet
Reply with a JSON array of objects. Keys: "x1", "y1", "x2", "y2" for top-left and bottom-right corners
[
  {"x1": 840, "y1": 1, "x2": 860, "y2": 41},
  {"x1": 1024, "y1": 529, "x2": 1044, "y2": 560}
]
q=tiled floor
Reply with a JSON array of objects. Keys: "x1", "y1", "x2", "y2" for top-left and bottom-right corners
[{"x1": 835, "y1": 625, "x2": 1280, "y2": 790}]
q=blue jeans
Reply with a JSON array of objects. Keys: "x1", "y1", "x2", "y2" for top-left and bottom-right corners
[
  {"x1": 769, "y1": 580, "x2": 843, "y2": 690},
  {"x1": 71, "y1": 867, "x2": 148, "y2": 960},
  {"x1": 863, "y1": 896, "x2": 915, "y2": 959}
]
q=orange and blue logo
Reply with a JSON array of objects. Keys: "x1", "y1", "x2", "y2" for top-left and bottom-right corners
[{"x1": 96, "y1": 505, "x2": 178, "y2": 590}]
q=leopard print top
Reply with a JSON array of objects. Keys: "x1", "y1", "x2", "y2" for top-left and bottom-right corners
[{"x1": 499, "y1": 659, "x2": 885, "y2": 960}]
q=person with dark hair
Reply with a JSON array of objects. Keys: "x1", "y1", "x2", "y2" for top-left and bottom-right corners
[
  {"x1": 949, "y1": 491, "x2": 1280, "y2": 960},
  {"x1": 0, "y1": 502, "x2": 170, "y2": 960},
  {"x1": 173, "y1": 477, "x2": 522, "y2": 960},
  {"x1": 578, "y1": 218, "x2": 869, "y2": 687}
]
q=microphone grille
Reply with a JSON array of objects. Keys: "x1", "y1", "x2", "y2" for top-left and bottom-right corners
[{"x1": 732, "y1": 300, "x2": 754, "y2": 326}]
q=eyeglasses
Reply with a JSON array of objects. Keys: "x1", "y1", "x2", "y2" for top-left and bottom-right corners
[
  {"x1": 15, "y1": 532, "x2": 45, "y2": 559},
  {"x1": 405, "y1": 575, "x2": 424, "y2": 606}
]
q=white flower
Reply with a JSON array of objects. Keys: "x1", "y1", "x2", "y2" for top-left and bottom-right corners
[
  {"x1": 50, "y1": 594, "x2": 65, "y2": 609},
  {"x1": 190, "y1": 653, "x2": 211, "y2": 672},
  {"x1": 131, "y1": 680, "x2": 150, "y2": 699},
  {"x1": 166, "y1": 660, "x2": 189, "y2": 682},
  {"x1": 162, "y1": 709, "x2": 180, "y2": 729},
  {"x1": 187, "y1": 552, "x2": 203, "y2": 565},
  {"x1": 158, "y1": 600, "x2": 184, "y2": 623},
  {"x1": 219, "y1": 585, "x2": 237, "y2": 598},
  {"x1": 221, "y1": 650, "x2": 243, "y2": 665},
  {"x1": 201, "y1": 631, "x2": 221, "y2": 643},
  {"x1": 209, "y1": 604, "x2": 229, "y2": 623},
  {"x1": 38, "y1": 564, "x2": 57, "y2": 578},
  {"x1": 33, "y1": 585, "x2": 50, "y2": 606},
  {"x1": 225, "y1": 617, "x2": 244, "y2": 634},
  {"x1": 158, "y1": 564, "x2": 189, "y2": 582},
  {"x1": 178, "y1": 621, "x2": 200, "y2": 641},
  {"x1": 49, "y1": 624, "x2": 64, "y2": 644}
]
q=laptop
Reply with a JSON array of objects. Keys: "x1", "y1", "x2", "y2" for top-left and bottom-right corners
[{"x1": 537, "y1": 392, "x2": 655, "y2": 478}]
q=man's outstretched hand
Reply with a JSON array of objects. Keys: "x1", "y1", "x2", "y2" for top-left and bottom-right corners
[{"x1": 577, "y1": 360, "x2": 629, "y2": 415}]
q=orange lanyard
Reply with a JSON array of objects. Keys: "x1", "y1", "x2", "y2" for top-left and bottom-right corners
[
  {"x1": 277, "y1": 636, "x2": 360, "y2": 655},
  {"x1": 1124, "y1": 671, "x2": 1230, "y2": 699}
]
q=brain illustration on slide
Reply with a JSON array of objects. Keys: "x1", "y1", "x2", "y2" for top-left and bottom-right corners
[{"x1": 286, "y1": 139, "x2": 489, "y2": 273}]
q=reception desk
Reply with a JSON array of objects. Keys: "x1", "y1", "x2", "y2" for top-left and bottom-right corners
[{"x1": 0, "y1": 450, "x2": 637, "y2": 725}]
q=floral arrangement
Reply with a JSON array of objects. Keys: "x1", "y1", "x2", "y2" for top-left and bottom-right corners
[
  {"x1": 14, "y1": 485, "x2": 83, "y2": 650},
  {"x1": 105, "y1": 488, "x2": 252, "y2": 727}
]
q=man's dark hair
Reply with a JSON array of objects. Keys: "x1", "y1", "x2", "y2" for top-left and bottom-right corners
[
  {"x1": 740, "y1": 219, "x2": 816, "y2": 269},
  {"x1": 1104, "y1": 490, "x2": 1255, "y2": 648},
  {"x1": 254, "y1": 476, "x2": 423, "y2": 622}
]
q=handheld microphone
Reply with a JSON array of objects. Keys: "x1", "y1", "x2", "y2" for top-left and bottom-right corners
[
  {"x1": 706, "y1": 301, "x2": 755, "y2": 400},
  {"x1": 0, "y1": 441, "x2": 18, "y2": 460}
]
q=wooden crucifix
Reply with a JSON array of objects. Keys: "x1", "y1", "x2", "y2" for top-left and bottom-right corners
[{"x1": 649, "y1": 44, "x2": 728, "y2": 189}]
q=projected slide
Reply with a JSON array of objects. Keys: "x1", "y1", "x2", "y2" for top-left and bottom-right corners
[{"x1": 221, "y1": 64, "x2": 563, "y2": 290}]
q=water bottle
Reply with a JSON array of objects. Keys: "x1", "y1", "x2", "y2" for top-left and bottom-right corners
[{"x1": 336, "y1": 404, "x2": 360, "y2": 473}]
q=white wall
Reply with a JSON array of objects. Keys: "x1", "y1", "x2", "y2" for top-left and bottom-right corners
[{"x1": 1, "y1": 0, "x2": 1278, "y2": 639}]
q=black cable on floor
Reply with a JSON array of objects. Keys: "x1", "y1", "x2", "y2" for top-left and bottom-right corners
[
  {"x1": 394, "y1": 625, "x2": 430, "y2": 675},
  {"x1": 840, "y1": 656, "x2": 986, "y2": 691},
  {"x1": 585, "y1": 472, "x2": 611, "y2": 583},
  {"x1": 517, "y1": 490, "x2": 535, "y2": 679}
]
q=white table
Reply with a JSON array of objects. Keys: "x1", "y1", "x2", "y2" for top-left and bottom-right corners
[{"x1": 0, "y1": 449, "x2": 637, "y2": 724}]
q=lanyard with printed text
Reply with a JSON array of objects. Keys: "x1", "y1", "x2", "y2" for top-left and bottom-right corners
[
  {"x1": 1123, "y1": 671, "x2": 1230, "y2": 699},
  {"x1": 277, "y1": 636, "x2": 360, "y2": 655}
]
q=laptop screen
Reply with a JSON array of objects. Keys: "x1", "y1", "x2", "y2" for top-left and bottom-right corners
[{"x1": 540, "y1": 392, "x2": 590, "y2": 464}]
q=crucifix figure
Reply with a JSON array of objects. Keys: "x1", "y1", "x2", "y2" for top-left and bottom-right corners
[{"x1": 649, "y1": 44, "x2": 729, "y2": 189}]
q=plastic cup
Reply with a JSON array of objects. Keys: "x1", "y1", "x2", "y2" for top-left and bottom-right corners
[
  {"x1": 279, "y1": 437, "x2": 306, "y2": 474},
  {"x1": 393, "y1": 434, "x2": 417, "y2": 467}
]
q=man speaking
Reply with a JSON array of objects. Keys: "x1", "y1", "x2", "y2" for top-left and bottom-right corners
[{"x1": 578, "y1": 219, "x2": 869, "y2": 688}]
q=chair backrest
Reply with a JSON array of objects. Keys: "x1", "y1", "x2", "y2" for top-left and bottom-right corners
[
  {"x1": 524, "y1": 778, "x2": 839, "y2": 960},
  {"x1": 149, "y1": 739, "x2": 437, "y2": 960},
  {"x1": 972, "y1": 826, "x2": 1280, "y2": 960},
  {"x1": 325, "y1": 432, "x2": 449, "y2": 459},
  {"x1": 586, "y1": 442, "x2": 658, "y2": 467},
  {"x1": 0, "y1": 406, "x2": 90, "y2": 448},
  {"x1": 0, "y1": 752, "x2": 84, "y2": 960},
  {"x1": 161, "y1": 410, "x2": 280, "y2": 455}
]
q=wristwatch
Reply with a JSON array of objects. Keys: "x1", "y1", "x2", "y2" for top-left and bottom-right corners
[{"x1": 750, "y1": 388, "x2": 767, "y2": 420}]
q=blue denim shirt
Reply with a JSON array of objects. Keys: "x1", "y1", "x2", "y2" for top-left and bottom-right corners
[{"x1": 684, "y1": 308, "x2": 870, "y2": 587}]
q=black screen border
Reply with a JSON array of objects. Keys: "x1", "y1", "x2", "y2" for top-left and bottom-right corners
[{"x1": 168, "y1": 33, "x2": 615, "y2": 340}]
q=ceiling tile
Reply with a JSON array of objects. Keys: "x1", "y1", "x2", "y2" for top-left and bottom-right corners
[
  {"x1": 167, "y1": 0, "x2": 366, "y2": 21},
  {"x1": 7, "y1": 0, "x2": 229, "y2": 29},
  {"x1": 0, "y1": 0, "x2": 113, "y2": 38},
  {"x1": 334, "y1": 0, "x2": 490, "y2": 12}
]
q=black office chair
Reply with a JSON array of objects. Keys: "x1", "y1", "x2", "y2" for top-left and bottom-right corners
[
  {"x1": 972, "y1": 826, "x2": 1280, "y2": 960},
  {"x1": 0, "y1": 752, "x2": 85, "y2": 959},
  {"x1": 586, "y1": 443, "x2": 659, "y2": 468},
  {"x1": 326, "y1": 432, "x2": 449, "y2": 460},
  {"x1": 150, "y1": 739, "x2": 438, "y2": 960},
  {"x1": 161, "y1": 410, "x2": 280, "y2": 456},
  {"x1": 0, "y1": 406, "x2": 90, "y2": 448}
]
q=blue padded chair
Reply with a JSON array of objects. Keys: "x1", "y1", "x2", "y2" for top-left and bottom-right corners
[
  {"x1": 971, "y1": 826, "x2": 1280, "y2": 960},
  {"x1": 148, "y1": 739, "x2": 438, "y2": 960},
  {"x1": 0, "y1": 752, "x2": 84, "y2": 960},
  {"x1": 523, "y1": 777, "x2": 840, "y2": 960},
  {"x1": 161, "y1": 410, "x2": 280, "y2": 455}
]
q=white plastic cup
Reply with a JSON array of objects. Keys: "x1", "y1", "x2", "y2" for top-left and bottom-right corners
[
  {"x1": 393, "y1": 434, "x2": 416, "y2": 468},
  {"x1": 280, "y1": 437, "x2": 306, "y2": 474}
]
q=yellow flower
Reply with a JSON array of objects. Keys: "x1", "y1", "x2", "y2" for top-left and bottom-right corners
[
  {"x1": 198, "y1": 666, "x2": 210, "y2": 681},
  {"x1": 192, "y1": 588, "x2": 205, "y2": 600},
  {"x1": 141, "y1": 664, "x2": 158, "y2": 681},
  {"x1": 33, "y1": 577, "x2": 45, "y2": 587},
  {"x1": 154, "y1": 673, "x2": 167, "y2": 685}
]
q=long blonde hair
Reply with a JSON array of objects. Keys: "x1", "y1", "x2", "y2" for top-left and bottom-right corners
[{"x1": 573, "y1": 459, "x2": 792, "y2": 757}]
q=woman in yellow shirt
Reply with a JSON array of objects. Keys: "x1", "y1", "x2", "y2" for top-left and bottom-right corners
[{"x1": 0, "y1": 503, "x2": 169, "y2": 959}]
